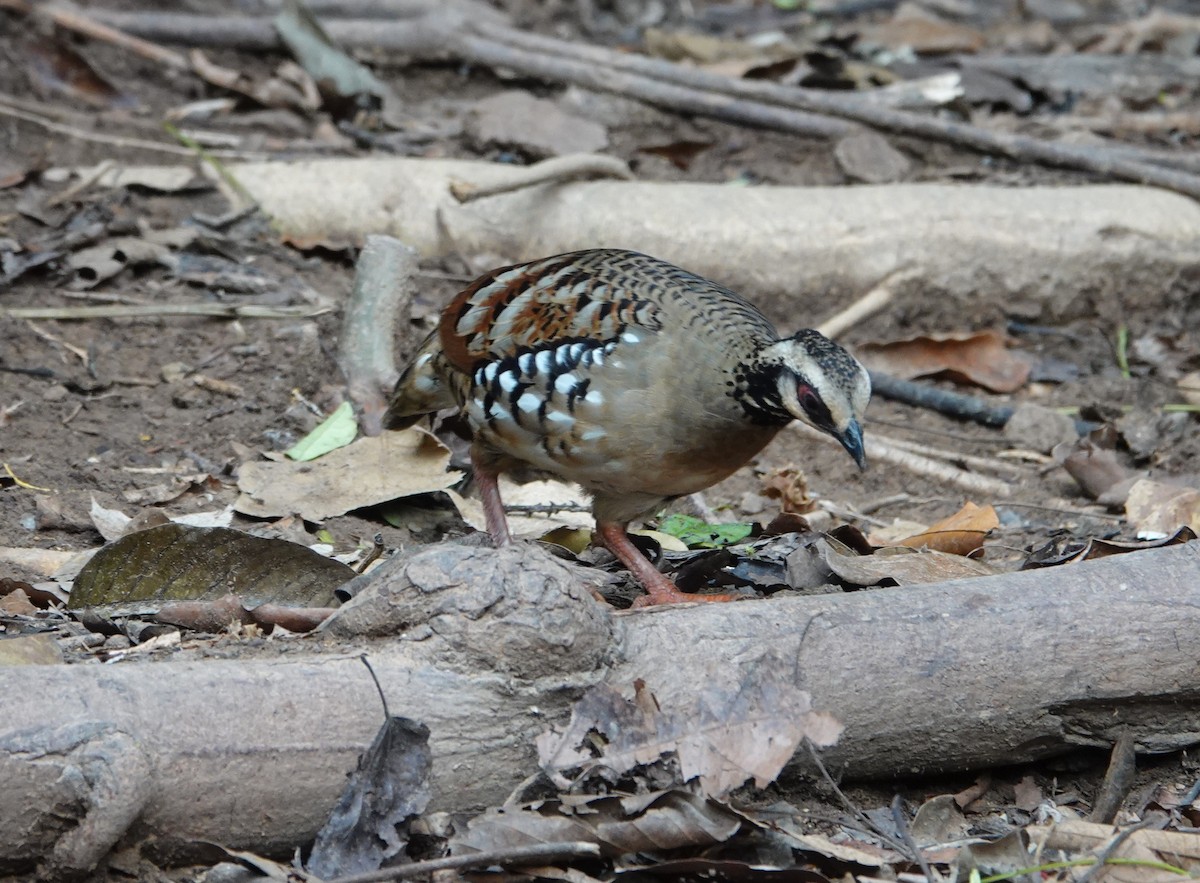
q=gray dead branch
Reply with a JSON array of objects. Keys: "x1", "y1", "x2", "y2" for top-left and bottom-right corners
[
  {"x1": 194, "y1": 155, "x2": 1200, "y2": 324},
  {"x1": 2, "y1": 541, "x2": 1200, "y2": 875},
  {"x1": 79, "y1": 2, "x2": 1200, "y2": 197}
]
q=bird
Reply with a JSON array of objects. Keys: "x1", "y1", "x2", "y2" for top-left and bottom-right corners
[{"x1": 384, "y1": 248, "x2": 870, "y2": 607}]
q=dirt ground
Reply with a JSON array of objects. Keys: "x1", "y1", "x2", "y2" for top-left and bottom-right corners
[{"x1": 2, "y1": 0, "x2": 1200, "y2": 879}]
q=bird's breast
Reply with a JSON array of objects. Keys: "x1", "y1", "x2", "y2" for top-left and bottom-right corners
[{"x1": 448, "y1": 327, "x2": 781, "y2": 497}]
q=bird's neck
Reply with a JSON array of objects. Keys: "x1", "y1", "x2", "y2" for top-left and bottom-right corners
[{"x1": 734, "y1": 354, "x2": 792, "y2": 426}]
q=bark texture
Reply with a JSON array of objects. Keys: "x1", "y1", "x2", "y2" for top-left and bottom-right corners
[{"x1": 2, "y1": 541, "x2": 1199, "y2": 874}]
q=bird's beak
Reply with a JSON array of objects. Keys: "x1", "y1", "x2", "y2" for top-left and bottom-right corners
[{"x1": 839, "y1": 419, "x2": 867, "y2": 470}]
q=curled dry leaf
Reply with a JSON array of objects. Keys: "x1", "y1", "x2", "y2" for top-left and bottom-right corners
[
  {"x1": 453, "y1": 791, "x2": 743, "y2": 858},
  {"x1": 895, "y1": 501, "x2": 999, "y2": 556},
  {"x1": 857, "y1": 329, "x2": 1032, "y2": 393},
  {"x1": 1020, "y1": 527, "x2": 1196, "y2": 568},
  {"x1": 760, "y1": 466, "x2": 815, "y2": 515},
  {"x1": 1052, "y1": 435, "x2": 1141, "y2": 503},
  {"x1": 536, "y1": 662, "x2": 840, "y2": 799},
  {"x1": 817, "y1": 535, "x2": 999, "y2": 586}
]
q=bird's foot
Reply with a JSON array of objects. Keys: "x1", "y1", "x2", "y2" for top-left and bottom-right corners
[{"x1": 631, "y1": 572, "x2": 742, "y2": 608}]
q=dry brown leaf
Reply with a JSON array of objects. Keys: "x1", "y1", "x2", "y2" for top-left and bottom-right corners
[
  {"x1": 454, "y1": 791, "x2": 743, "y2": 858},
  {"x1": 537, "y1": 665, "x2": 839, "y2": 798},
  {"x1": 819, "y1": 536, "x2": 999, "y2": 586},
  {"x1": 1053, "y1": 435, "x2": 1140, "y2": 503},
  {"x1": 236, "y1": 428, "x2": 461, "y2": 521},
  {"x1": 760, "y1": 466, "x2": 815, "y2": 515},
  {"x1": 857, "y1": 329, "x2": 1032, "y2": 393},
  {"x1": 895, "y1": 502, "x2": 998, "y2": 556},
  {"x1": 1125, "y1": 478, "x2": 1200, "y2": 537}
]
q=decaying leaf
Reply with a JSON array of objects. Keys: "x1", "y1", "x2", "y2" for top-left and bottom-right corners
[
  {"x1": 537, "y1": 662, "x2": 840, "y2": 798},
  {"x1": 1020, "y1": 527, "x2": 1196, "y2": 568},
  {"x1": 857, "y1": 329, "x2": 1032, "y2": 393},
  {"x1": 760, "y1": 466, "x2": 815, "y2": 515},
  {"x1": 1125, "y1": 479, "x2": 1200, "y2": 538},
  {"x1": 817, "y1": 535, "x2": 999, "y2": 586},
  {"x1": 71, "y1": 523, "x2": 351, "y2": 613},
  {"x1": 236, "y1": 428, "x2": 462, "y2": 521},
  {"x1": 894, "y1": 502, "x2": 998, "y2": 556},
  {"x1": 308, "y1": 716, "x2": 431, "y2": 878},
  {"x1": 454, "y1": 791, "x2": 744, "y2": 858}
]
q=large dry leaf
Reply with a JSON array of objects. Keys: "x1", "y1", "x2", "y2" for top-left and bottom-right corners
[
  {"x1": 895, "y1": 502, "x2": 998, "y2": 556},
  {"x1": 71, "y1": 523, "x2": 351, "y2": 612},
  {"x1": 1125, "y1": 478, "x2": 1200, "y2": 537},
  {"x1": 536, "y1": 662, "x2": 840, "y2": 798},
  {"x1": 236, "y1": 429, "x2": 461, "y2": 521},
  {"x1": 818, "y1": 536, "x2": 999, "y2": 586},
  {"x1": 453, "y1": 791, "x2": 743, "y2": 858},
  {"x1": 857, "y1": 329, "x2": 1031, "y2": 393}
]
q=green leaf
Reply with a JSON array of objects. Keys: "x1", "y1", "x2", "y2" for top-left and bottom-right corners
[
  {"x1": 658, "y1": 513, "x2": 754, "y2": 548},
  {"x1": 286, "y1": 401, "x2": 358, "y2": 461}
]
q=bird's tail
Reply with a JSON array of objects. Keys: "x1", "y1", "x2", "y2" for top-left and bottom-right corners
[{"x1": 384, "y1": 329, "x2": 456, "y2": 429}]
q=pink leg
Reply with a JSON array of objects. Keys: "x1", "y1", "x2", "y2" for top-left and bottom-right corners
[
  {"x1": 595, "y1": 521, "x2": 739, "y2": 607},
  {"x1": 474, "y1": 464, "x2": 512, "y2": 547}
]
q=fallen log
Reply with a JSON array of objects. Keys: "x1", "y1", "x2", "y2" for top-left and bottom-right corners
[
  {"x1": 191, "y1": 157, "x2": 1200, "y2": 325},
  {"x1": 2, "y1": 541, "x2": 1199, "y2": 875}
]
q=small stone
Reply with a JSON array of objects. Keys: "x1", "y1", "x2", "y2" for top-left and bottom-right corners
[
  {"x1": 834, "y1": 131, "x2": 912, "y2": 184},
  {"x1": 1003, "y1": 402, "x2": 1077, "y2": 453}
]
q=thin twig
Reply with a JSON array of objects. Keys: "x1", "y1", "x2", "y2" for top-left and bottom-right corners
[
  {"x1": 804, "y1": 739, "x2": 911, "y2": 856},
  {"x1": 879, "y1": 434, "x2": 1031, "y2": 479},
  {"x1": 0, "y1": 96, "x2": 266, "y2": 160},
  {"x1": 794, "y1": 422, "x2": 1015, "y2": 497},
  {"x1": 2, "y1": 304, "x2": 331, "y2": 320},
  {"x1": 451, "y1": 154, "x2": 634, "y2": 203},
  {"x1": 323, "y1": 841, "x2": 602, "y2": 883},
  {"x1": 816, "y1": 269, "x2": 913, "y2": 340},
  {"x1": 1075, "y1": 819, "x2": 1156, "y2": 883},
  {"x1": 12, "y1": 0, "x2": 190, "y2": 69},
  {"x1": 891, "y1": 795, "x2": 938, "y2": 883}
]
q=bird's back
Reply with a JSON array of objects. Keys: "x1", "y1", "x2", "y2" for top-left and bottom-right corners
[{"x1": 386, "y1": 249, "x2": 788, "y2": 517}]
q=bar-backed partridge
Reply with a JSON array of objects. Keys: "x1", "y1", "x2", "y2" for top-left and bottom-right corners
[{"x1": 385, "y1": 249, "x2": 870, "y2": 606}]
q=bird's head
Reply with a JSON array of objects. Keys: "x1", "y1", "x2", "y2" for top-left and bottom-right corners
[{"x1": 764, "y1": 329, "x2": 871, "y2": 469}]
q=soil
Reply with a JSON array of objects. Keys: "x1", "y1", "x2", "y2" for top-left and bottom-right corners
[{"x1": 2, "y1": 0, "x2": 1200, "y2": 878}]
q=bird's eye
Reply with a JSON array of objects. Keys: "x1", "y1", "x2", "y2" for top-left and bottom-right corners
[{"x1": 798, "y1": 385, "x2": 820, "y2": 411}]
